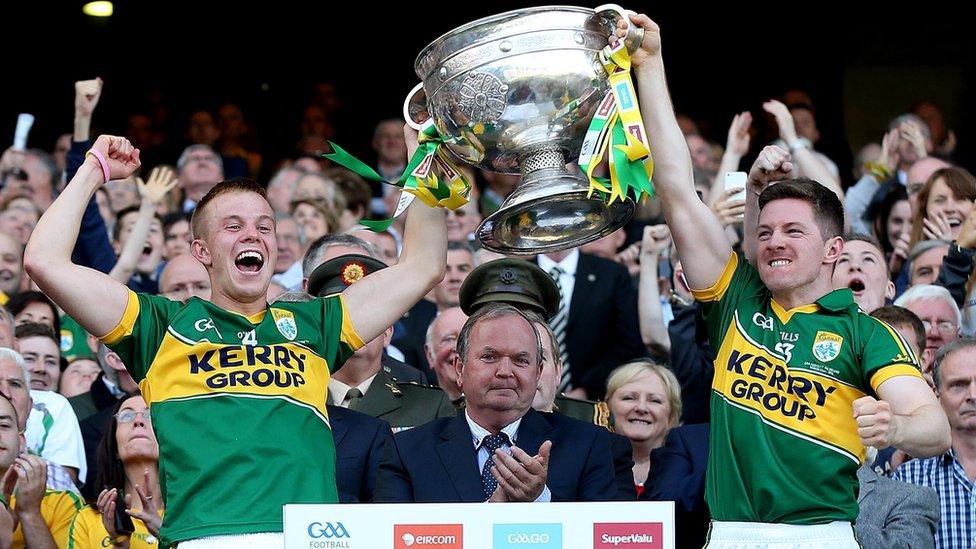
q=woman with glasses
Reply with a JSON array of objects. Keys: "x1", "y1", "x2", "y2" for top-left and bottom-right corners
[{"x1": 69, "y1": 392, "x2": 163, "y2": 548}]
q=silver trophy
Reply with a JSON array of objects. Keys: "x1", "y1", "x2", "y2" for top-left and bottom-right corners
[{"x1": 404, "y1": 4, "x2": 645, "y2": 254}]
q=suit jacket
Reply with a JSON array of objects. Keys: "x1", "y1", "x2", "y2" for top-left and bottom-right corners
[
  {"x1": 328, "y1": 405, "x2": 392, "y2": 503},
  {"x1": 352, "y1": 367, "x2": 455, "y2": 430},
  {"x1": 855, "y1": 466, "x2": 939, "y2": 549},
  {"x1": 539, "y1": 252, "x2": 646, "y2": 399},
  {"x1": 645, "y1": 423, "x2": 710, "y2": 549},
  {"x1": 375, "y1": 408, "x2": 629, "y2": 503}
]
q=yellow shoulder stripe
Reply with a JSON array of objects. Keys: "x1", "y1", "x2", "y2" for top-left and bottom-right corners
[
  {"x1": 99, "y1": 290, "x2": 140, "y2": 345},
  {"x1": 338, "y1": 293, "x2": 365, "y2": 351},
  {"x1": 870, "y1": 364, "x2": 923, "y2": 393},
  {"x1": 691, "y1": 251, "x2": 738, "y2": 302}
]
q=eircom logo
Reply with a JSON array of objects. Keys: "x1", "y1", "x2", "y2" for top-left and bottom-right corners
[
  {"x1": 394, "y1": 524, "x2": 463, "y2": 548},
  {"x1": 593, "y1": 523, "x2": 662, "y2": 549},
  {"x1": 492, "y1": 523, "x2": 561, "y2": 548},
  {"x1": 307, "y1": 521, "x2": 351, "y2": 548}
]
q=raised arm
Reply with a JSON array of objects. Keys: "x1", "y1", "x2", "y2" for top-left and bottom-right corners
[
  {"x1": 340, "y1": 125, "x2": 447, "y2": 343},
  {"x1": 109, "y1": 167, "x2": 177, "y2": 283},
  {"x1": 763, "y1": 99, "x2": 843, "y2": 200},
  {"x1": 24, "y1": 136, "x2": 140, "y2": 338},
  {"x1": 627, "y1": 13, "x2": 732, "y2": 290},
  {"x1": 637, "y1": 225, "x2": 672, "y2": 352},
  {"x1": 707, "y1": 111, "x2": 752, "y2": 208}
]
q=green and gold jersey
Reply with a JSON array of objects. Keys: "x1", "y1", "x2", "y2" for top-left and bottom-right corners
[
  {"x1": 102, "y1": 290, "x2": 363, "y2": 546},
  {"x1": 693, "y1": 253, "x2": 921, "y2": 524}
]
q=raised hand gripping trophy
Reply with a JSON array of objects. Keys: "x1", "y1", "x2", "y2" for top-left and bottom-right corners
[{"x1": 331, "y1": 5, "x2": 654, "y2": 254}]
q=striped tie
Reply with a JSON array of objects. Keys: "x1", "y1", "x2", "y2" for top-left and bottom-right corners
[{"x1": 548, "y1": 266, "x2": 572, "y2": 392}]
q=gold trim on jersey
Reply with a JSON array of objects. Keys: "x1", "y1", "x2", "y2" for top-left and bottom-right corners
[
  {"x1": 770, "y1": 300, "x2": 820, "y2": 324},
  {"x1": 338, "y1": 294, "x2": 365, "y2": 350},
  {"x1": 713, "y1": 321, "x2": 866, "y2": 463},
  {"x1": 691, "y1": 252, "x2": 738, "y2": 303},
  {"x1": 100, "y1": 290, "x2": 141, "y2": 345},
  {"x1": 870, "y1": 364, "x2": 923, "y2": 392}
]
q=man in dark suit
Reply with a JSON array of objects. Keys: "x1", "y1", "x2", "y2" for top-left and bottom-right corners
[
  {"x1": 537, "y1": 249, "x2": 646, "y2": 399},
  {"x1": 375, "y1": 303, "x2": 628, "y2": 503},
  {"x1": 329, "y1": 405, "x2": 392, "y2": 503}
]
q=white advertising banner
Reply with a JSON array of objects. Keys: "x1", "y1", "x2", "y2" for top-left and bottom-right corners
[{"x1": 284, "y1": 501, "x2": 674, "y2": 549}]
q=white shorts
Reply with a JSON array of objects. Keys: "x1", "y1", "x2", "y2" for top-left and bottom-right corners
[
  {"x1": 706, "y1": 520, "x2": 860, "y2": 549},
  {"x1": 178, "y1": 532, "x2": 283, "y2": 548}
]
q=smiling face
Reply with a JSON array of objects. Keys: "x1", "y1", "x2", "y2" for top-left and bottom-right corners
[
  {"x1": 886, "y1": 199, "x2": 912, "y2": 247},
  {"x1": 19, "y1": 335, "x2": 60, "y2": 391},
  {"x1": 832, "y1": 239, "x2": 893, "y2": 313},
  {"x1": 609, "y1": 369, "x2": 672, "y2": 448},
  {"x1": 115, "y1": 395, "x2": 159, "y2": 463},
  {"x1": 757, "y1": 198, "x2": 841, "y2": 300},
  {"x1": 116, "y1": 210, "x2": 165, "y2": 275},
  {"x1": 926, "y1": 177, "x2": 974, "y2": 239},
  {"x1": 192, "y1": 190, "x2": 277, "y2": 307}
]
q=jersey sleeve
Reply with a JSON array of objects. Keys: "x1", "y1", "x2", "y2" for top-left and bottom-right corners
[
  {"x1": 860, "y1": 316, "x2": 924, "y2": 394},
  {"x1": 691, "y1": 252, "x2": 767, "y2": 342},
  {"x1": 43, "y1": 490, "x2": 85, "y2": 547},
  {"x1": 295, "y1": 294, "x2": 365, "y2": 374},
  {"x1": 99, "y1": 290, "x2": 183, "y2": 382}
]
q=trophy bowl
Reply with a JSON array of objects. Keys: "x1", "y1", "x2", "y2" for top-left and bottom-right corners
[{"x1": 404, "y1": 4, "x2": 644, "y2": 254}]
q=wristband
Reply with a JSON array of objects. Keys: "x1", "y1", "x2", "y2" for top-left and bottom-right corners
[{"x1": 85, "y1": 149, "x2": 112, "y2": 183}]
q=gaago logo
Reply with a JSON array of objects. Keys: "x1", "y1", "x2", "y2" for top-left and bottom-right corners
[
  {"x1": 492, "y1": 523, "x2": 561, "y2": 548},
  {"x1": 394, "y1": 524, "x2": 462, "y2": 548}
]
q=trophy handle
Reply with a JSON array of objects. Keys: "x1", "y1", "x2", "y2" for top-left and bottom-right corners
[
  {"x1": 403, "y1": 83, "x2": 430, "y2": 131},
  {"x1": 594, "y1": 3, "x2": 645, "y2": 54}
]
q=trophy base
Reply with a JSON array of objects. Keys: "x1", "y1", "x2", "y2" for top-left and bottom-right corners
[{"x1": 476, "y1": 155, "x2": 635, "y2": 255}]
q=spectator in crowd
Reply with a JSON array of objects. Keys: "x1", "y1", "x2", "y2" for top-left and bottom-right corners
[
  {"x1": 271, "y1": 216, "x2": 305, "y2": 291},
  {"x1": 327, "y1": 168, "x2": 372, "y2": 230},
  {"x1": 907, "y1": 157, "x2": 952, "y2": 216},
  {"x1": 606, "y1": 360, "x2": 681, "y2": 496},
  {"x1": 71, "y1": 392, "x2": 163, "y2": 548},
  {"x1": 537, "y1": 242, "x2": 646, "y2": 400},
  {"x1": 0, "y1": 197, "x2": 39, "y2": 245},
  {"x1": 872, "y1": 305, "x2": 933, "y2": 385},
  {"x1": 634, "y1": 10, "x2": 946, "y2": 545},
  {"x1": 291, "y1": 198, "x2": 338, "y2": 245},
  {"x1": 58, "y1": 357, "x2": 100, "y2": 398},
  {"x1": 936, "y1": 207, "x2": 976, "y2": 336},
  {"x1": 855, "y1": 445, "x2": 939, "y2": 549},
  {"x1": 265, "y1": 166, "x2": 305, "y2": 215},
  {"x1": 0, "y1": 390, "x2": 84, "y2": 547},
  {"x1": 161, "y1": 212, "x2": 192, "y2": 260},
  {"x1": 445, "y1": 199, "x2": 482, "y2": 245},
  {"x1": 6, "y1": 291, "x2": 61, "y2": 336},
  {"x1": 215, "y1": 102, "x2": 262, "y2": 178},
  {"x1": 350, "y1": 228, "x2": 399, "y2": 266},
  {"x1": 910, "y1": 167, "x2": 976, "y2": 248},
  {"x1": 895, "y1": 285, "x2": 961, "y2": 373},
  {"x1": 0, "y1": 147, "x2": 60, "y2": 212},
  {"x1": 895, "y1": 338, "x2": 976, "y2": 548},
  {"x1": 157, "y1": 254, "x2": 211, "y2": 303},
  {"x1": 831, "y1": 234, "x2": 894, "y2": 313},
  {"x1": 17, "y1": 323, "x2": 87, "y2": 485},
  {"x1": 175, "y1": 144, "x2": 223, "y2": 213},
  {"x1": 909, "y1": 240, "x2": 950, "y2": 287},
  {"x1": 306, "y1": 253, "x2": 452, "y2": 429},
  {"x1": 370, "y1": 119, "x2": 408, "y2": 215},
  {"x1": 375, "y1": 304, "x2": 628, "y2": 503},
  {"x1": 863, "y1": 184, "x2": 912, "y2": 278},
  {"x1": 0, "y1": 231, "x2": 25, "y2": 305},
  {"x1": 425, "y1": 307, "x2": 467, "y2": 403},
  {"x1": 25, "y1": 127, "x2": 447, "y2": 546},
  {"x1": 646, "y1": 421, "x2": 711, "y2": 549}
]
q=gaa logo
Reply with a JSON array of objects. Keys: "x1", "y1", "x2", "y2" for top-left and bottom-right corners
[{"x1": 307, "y1": 521, "x2": 350, "y2": 539}]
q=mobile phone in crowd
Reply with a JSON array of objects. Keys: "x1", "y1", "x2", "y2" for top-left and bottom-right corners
[{"x1": 724, "y1": 171, "x2": 747, "y2": 202}]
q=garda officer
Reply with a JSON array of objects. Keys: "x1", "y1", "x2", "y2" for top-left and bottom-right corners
[
  {"x1": 307, "y1": 254, "x2": 455, "y2": 432},
  {"x1": 458, "y1": 257, "x2": 609, "y2": 428}
]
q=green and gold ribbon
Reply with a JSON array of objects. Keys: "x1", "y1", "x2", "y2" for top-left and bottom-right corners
[
  {"x1": 578, "y1": 38, "x2": 655, "y2": 204},
  {"x1": 324, "y1": 119, "x2": 471, "y2": 231}
]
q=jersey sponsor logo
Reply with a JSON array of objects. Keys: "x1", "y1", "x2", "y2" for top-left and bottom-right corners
[
  {"x1": 186, "y1": 343, "x2": 308, "y2": 390},
  {"x1": 714, "y1": 321, "x2": 867, "y2": 461},
  {"x1": 593, "y1": 522, "x2": 662, "y2": 548},
  {"x1": 271, "y1": 308, "x2": 298, "y2": 341},
  {"x1": 774, "y1": 342, "x2": 794, "y2": 362},
  {"x1": 812, "y1": 331, "x2": 844, "y2": 362}
]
